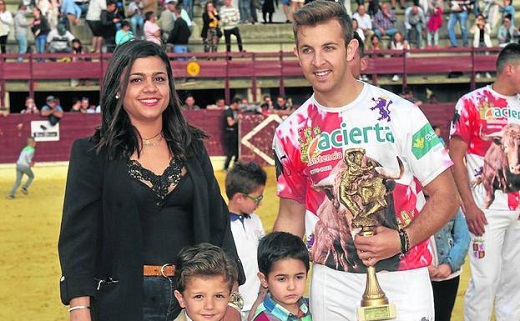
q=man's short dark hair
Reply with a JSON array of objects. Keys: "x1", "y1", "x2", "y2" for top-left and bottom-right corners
[
  {"x1": 225, "y1": 161, "x2": 267, "y2": 199},
  {"x1": 257, "y1": 232, "x2": 310, "y2": 276},
  {"x1": 497, "y1": 43, "x2": 520, "y2": 74}
]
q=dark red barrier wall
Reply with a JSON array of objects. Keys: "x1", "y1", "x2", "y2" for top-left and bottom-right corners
[{"x1": 0, "y1": 104, "x2": 455, "y2": 164}]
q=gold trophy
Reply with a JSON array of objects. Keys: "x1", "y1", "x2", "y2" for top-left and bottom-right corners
[{"x1": 338, "y1": 149, "x2": 400, "y2": 321}]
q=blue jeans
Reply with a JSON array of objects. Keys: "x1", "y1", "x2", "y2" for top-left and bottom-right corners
[
  {"x1": 130, "y1": 15, "x2": 144, "y2": 36},
  {"x1": 406, "y1": 23, "x2": 423, "y2": 48},
  {"x1": 143, "y1": 276, "x2": 181, "y2": 321},
  {"x1": 374, "y1": 28, "x2": 399, "y2": 39},
  {"x1": 173, "y1": 45, "x2": 188, "y2": 60},
  {"x1": 448, "y1": 11, "x2": 468, "y2": 47},
  {"x1": 16, "y1": 34, "x2": 27, "y2": 62},
  {"x1": 35, "y1": 35, "x2": 47, "y2": 61},
  {"x1": 240, "y1": 0, "x2": 251, "y2": 22}
]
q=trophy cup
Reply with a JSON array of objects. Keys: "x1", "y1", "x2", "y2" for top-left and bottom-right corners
[{"x1": 338, "y1": 149, "x2": 399, "y2": 321}]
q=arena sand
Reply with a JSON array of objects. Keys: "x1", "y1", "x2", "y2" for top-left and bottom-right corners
[{"x1": 0, "y1": 163, "x2": 470, "y2": 321}]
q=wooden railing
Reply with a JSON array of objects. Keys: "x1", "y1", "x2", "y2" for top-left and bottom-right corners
[{"x1": 0, "y1": 47, "x2": 501, "y2": 106}]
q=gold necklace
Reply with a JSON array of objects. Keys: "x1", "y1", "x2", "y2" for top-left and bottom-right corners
[{"x1": 143, "y1": 132, "x2": 163, "y2": 147}]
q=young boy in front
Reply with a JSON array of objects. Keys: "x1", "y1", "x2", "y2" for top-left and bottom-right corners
[
  {"x1": 225, "y1": 161, "x2": 267, "y2": 320},
  {"x1": 252, "y1": 232, "x2": 312, "y2": 321},
  {"x1": 173, "y1": 243, "x2": 238, "y2": 321}
]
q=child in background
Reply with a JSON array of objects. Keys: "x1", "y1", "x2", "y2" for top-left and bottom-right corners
[
  {"x1": 426, "y1": 0, "x2": 443, "y2": 48},
  {"x1": 173, "y1": 243, "x2": 239, "y2": 321},
  {"x1": 115, "y1": 20, "x2": 135, "y2": 45},
  {"x1": 428, "y1": 210, "x2": 470, "y2": 321},
  {"x1": 7, "y1": 137, "x2": 36, "y2": 199},
  {"x1": 252, "y1": 232, "x2": 312, "y2": 321},
  {"x1": 225, "y1": 161, "x2": 267, "y2": 321}
]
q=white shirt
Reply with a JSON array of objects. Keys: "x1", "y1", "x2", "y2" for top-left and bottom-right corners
[{"x1": 230, "y1": 213, "x2": 265, "y2": 312}]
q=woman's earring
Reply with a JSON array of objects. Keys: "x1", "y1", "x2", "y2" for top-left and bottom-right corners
[{"x1": 115, "y1": 94, "x2": 120, "y2": 99}]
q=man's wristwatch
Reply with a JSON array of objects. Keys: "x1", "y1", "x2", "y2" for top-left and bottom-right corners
[{"x1": 229, "y1": 292, "x2": 244, "y2": 311}]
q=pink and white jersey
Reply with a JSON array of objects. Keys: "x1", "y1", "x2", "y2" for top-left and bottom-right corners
[
  {"x1": 450, "y1": 85, "x2": 520, "y2": 212},
  {"x1": 273, "y1": 83, "x2": 452, "y2": 273}
]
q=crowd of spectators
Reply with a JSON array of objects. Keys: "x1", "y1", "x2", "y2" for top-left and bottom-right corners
[{"x1": 2, "y1": 0, "x2": 519, "y2": 61}]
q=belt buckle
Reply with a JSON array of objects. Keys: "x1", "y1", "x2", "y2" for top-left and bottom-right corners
[{"x1": 161, "y1": 264, "x2": 173, "y2": 278}]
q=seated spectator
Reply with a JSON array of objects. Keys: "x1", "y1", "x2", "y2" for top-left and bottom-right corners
[
  {"x1": 40, "y1": 95, "x2": 63, "y2": 125},
  {"x1": 471, "y1": 14, "x2": 493, "y2": 79},
  {"x1": 497, "y1": 14, "x2": 519, "y2": 47},
  {"x1": 207, "y1": 98, "x2": 227, "y2": 110},
  {"x1": 352, "y1": 4, "x2": 374, "y2": 45},
  {"x1": 352, "y1": 18, "x2": 365, "y2": 43},
  {"x1": 20, "y1": 97, "x2": 39, "y2": 114},
  {"x1": 498, "y1": 0, "x2": 515, "y2": 27},
  {"x1": 47, "y1": 24, "x2": 75, "y2": 53},
  {"x1": 115, "y1": 20, "x2": 135, "y2": 45},
  {"x1": 352, "y1": 32, "x2": 369, "y2": 81},
  {"x1": 368, "y1": 34, "x2": 385, "y2": 57},
  {"x1": 404, "y1": 4, "x2": 425, "y2": 49},
  {"x1": 182, "y1": 95, "x2": 200, "y2": 110},
  {"x1": 390, "y1": 31, "x2": 410, "y2": 82},
  {"x1": 373, "y1": 3, "x2": 399, "y2": 45}
]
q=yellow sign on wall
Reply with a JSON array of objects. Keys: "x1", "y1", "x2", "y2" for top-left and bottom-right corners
[{"x1": 187, "y1": 61, "x2": 200, "y2": 77}]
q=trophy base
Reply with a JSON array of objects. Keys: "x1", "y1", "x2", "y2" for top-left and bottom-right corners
[{"x1": 357, "y1": 303, "x2": 397, "y2": 321}]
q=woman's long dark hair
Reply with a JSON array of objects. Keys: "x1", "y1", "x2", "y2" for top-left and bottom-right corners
[{"x1": 92, "y1": 40, "x2": 206, "y2": 161}]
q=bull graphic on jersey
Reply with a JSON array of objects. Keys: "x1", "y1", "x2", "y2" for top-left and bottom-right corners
[
  {"x1": 472, "y1": 124, "x2": 520, "y2": 208},
  {"x1": 311, "y1": 148, "x2": 402, "y2": 272},
  {"x1": 370, "y1": 97, "x2": 392, "y2": 122}
]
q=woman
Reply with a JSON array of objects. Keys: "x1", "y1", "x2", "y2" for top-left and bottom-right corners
[
  {"x1": 201, "y1": 1, "x2": 220, "y2": 53},
  {"x1": 143, "y1": 11, "x2": 161, "y2": 46},
  {"x1": 31, "y1": 7, "x2": 50, "y2": 61},
  {"x1": 0, "y1": 0, "x2": 13, "y2": 55},
  {"x1": 58, "y1": 40, "x2": 244, "y2": 321}
]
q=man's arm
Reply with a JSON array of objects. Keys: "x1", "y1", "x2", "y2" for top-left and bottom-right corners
[
  {"x1": 449, "y1": 136, "x2": 487, "y2": 235},
  {"x1": 273, "y1": 197, "x2": 306, "y2": 237},
  {"x1": 355, "y1": 169, "x2": 459, "y2": 266}
]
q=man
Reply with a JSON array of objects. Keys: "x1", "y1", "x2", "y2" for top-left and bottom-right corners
[
  {"x1": 404, "y1": 4, "x2": 425, "y2": 49},
  {"x1": 100, "y1": 0, "x2": 121, "y2": 52},
  {"x1": 47, "y1": 24, "x2": 75, "y2": 53},
  {"x1": 40, "y1": 95, "x2": 64, "y2": 126},
  {"x1": 223, "y1": 97, "x2": 240, "y2": 171},
  {"x1": 271, "y1": 2, "x2": 459, "y2": 320},
  {"x1": 160, "y1": 0, "x2": 193, "y2": 43},
  {"x1": 166, "y1": 4, "x2": 191, "y2": 57},
  {"x1": 448, "y1": 0, "x2": 470, "y2": 47},
  {"x1": 14, "y1": 3, "x2": 29, "y2": 62},
  {"x1": 351, "y1": 4, "x2": 373, "y2": 45},
  {"x1": 450, "y1": 43, "x2": 520, "y2": 321},
  {"x1": 373, "y1": 3, "x2": 398, "y2": 43},
  {"x1": 497, "y1": 14, "x2": 519, "y2": 47}
]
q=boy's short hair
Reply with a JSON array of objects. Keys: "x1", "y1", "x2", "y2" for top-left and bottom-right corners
[
  {"x1": 175, "y1": 243, "x2": 238, "y2": 293},
  {"x1": 257, "y1": 232, "x2": 310, "y2": 275},
  {"x1": 225, "y1": 161, "x2": 267, "y2": 199}
]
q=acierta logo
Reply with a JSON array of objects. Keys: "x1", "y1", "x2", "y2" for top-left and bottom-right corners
[
  {"x1": 300, "y1": 123, "x2": 395, "y2": 163},
  {"x1": 412, "y1": 124, "x2": 441, "y2": 159}
]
